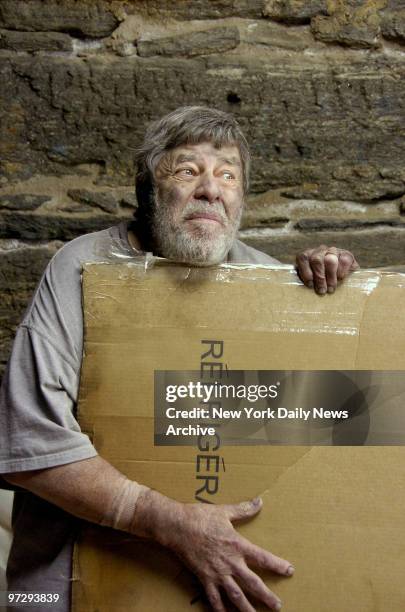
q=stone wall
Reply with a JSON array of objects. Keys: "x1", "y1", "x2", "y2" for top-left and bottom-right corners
[{"x1": 1, "y1": 0, "x2": 405, "y2": 377}]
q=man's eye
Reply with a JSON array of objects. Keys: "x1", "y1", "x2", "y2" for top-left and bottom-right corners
[
  {"x1": 177, "y1": 168, "x2": 195, "y2": 176},
  {"x1": 223, "y1": 171, "x2": 234, "y2": 180}
]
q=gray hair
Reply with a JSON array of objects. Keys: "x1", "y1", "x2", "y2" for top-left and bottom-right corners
[{"x1": 134, "y1": 106, "x2": 250, "y2": 214}]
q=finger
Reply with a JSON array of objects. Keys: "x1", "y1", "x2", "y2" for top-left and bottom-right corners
[
  {"x1": 222, "y1": 576, "x2": 257, "y2": 612},
  {"x1": 295, "y1": 250, "x2": 314, "y2": 288},
  {"x1": 307, "y1": 247, "x2": 328, "y2": 295},
  {"x1": 223, "y1": 497, "x2": 262, "y2": 523},
  {"x1": 234, "y1": 566, "x2": 283, "y2": 610},
  {"x1": 241, "y1": 538, "x2": 294, "y2": 577},
  {"x1": 337, "y1": 251, "x2": 359, "y2": 280},
  {"x1": 350, "y1": 256, "x2": 360, "y2": 271},
  {"x1": 205, "y1": 583, "x2": 227, "y2": 612},
  {"x1": 324, "y1": 252, "x2": 339, "y2": 293}
]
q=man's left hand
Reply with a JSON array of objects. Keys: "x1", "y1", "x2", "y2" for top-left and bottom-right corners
[{"x1": 296, "y1": 245, "x2": 360, "y2": 295}]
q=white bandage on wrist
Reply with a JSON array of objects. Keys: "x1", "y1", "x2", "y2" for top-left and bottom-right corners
[{"x1": 100, "y1": 478, "x2": 150, "y2": 532}]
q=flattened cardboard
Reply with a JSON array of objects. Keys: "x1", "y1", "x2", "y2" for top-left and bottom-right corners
[{"x1": 74, "y1": 263, "x2": 405, "y2": 611}]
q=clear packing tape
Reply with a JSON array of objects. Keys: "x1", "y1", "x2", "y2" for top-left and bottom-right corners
[
  {"x1": 92, "y1": 235, "x2": 156, "y2": 272},
  {"x1": 81, "y1": 264, "x2": 405, "y2": 344},
  {"x1": 91, "y1": 234, "x2": 405, "y2": 293},
  {"x1": 93, "y1": 233, "x2": 297, "y2": 278}
]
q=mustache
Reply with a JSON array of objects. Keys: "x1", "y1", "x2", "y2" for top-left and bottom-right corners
[{"x1": 181, "y1": 200, "x2": 228, "y2": 223}]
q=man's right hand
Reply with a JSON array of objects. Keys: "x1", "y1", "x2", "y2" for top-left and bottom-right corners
[
  {"x1": 4, "y1": 456, "x2": 293, "y2": 611},
  {"x1": 132, "y1": 490, "x2": 294, "y2": 611}
]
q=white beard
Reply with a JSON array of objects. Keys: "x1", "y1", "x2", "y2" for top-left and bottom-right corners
[{"x1": 152, "y1": 194, "x2": 242, "y2": 267}]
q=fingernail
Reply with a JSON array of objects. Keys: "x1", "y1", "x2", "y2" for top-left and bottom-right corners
[
  {"x1": 286, "y1": 565, "x2": 295, "y2": 576},
  {"x1": 274, "y1": 601, "x2": 282, "y2": 611},
  {"x1": 327, "y1": 286, "x2": 335, "y2": 294},
  {"x1": 307, "y1": 281, "x2": 314, "y2": 288},
  {"x1": 252, "y1": 496, "x2": 262, "y2": 507},
  {"x1": 317, "y1": 287, "x2": 327, "y2": 295}
]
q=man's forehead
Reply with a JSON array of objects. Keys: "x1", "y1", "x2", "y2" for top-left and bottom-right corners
[{"x1": 170, "y1": 142, "x2": 241, "y2": 165}]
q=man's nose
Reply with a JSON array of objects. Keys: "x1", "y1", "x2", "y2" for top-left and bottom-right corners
[{"x1": 194, "y1": 174, "x2": 221, "y2": 203}]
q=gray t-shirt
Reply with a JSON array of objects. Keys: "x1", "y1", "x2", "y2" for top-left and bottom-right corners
[{"x1": 0, "y1": 221, "x2": 280, "y2": 611}]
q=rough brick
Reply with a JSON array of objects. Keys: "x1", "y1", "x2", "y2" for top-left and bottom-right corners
[
  {"x1": 381, "y1": 10, "x2": 405, "y2": 44},
  {"x1": 240, "y1": 226, "x2": 405, "y2": 268},
  {"x1": 0, "y1": 29, "x2": 73, "y2": 52},
  {"x1": 0, "y1": 0, "x2": 118, "y2": 37},
  {"x1": 126, "y1": 0, "x2": 266, "y2": 20},
  {"x1": 311, "y1": 0, "x2": 384, "y2": 48},
  {"x1": 137, "y1": 27, "x2": 240, "y2": 58},
  {"x1": 280, "y1": 174, "x2": 405, "y2": 202},
  {"x1": 242, "y1": 195, "x2": 401, "y2": 229},
  {"x1": 58, "y1": 201, "x2": 94, "y2": 213},
  {"x1": 294, "y1": 218, "x2": 403, "y2": 230},
  {"x1": 67, "y1": 189, "x2": 118, "y2": 214},
  {"x1": 263, "y1": 0, "x2": 328, "y2": 24},
  {"x1": 0, "y1": 212, "x2": 127, "y2": 241},
  {"x1": 120, "y1": 193, "x2": 137, "y2": 209},
  {"x1": 2, "y1": 53, "x2": 405, "y2": 204},
  {"x1": 0, "y1": 194, "x2": 51, "y2": 210},
  {"x1": 241, "y1": 21, "x2": 312, "y2": 50},
  {"x1": 0, "y1": 30, "x2": 73, "y2": 52}
]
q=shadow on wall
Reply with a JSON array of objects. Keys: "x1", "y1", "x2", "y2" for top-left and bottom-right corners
[{"x1": 0, "y1": 490, "x2": 13, "y2": 590}]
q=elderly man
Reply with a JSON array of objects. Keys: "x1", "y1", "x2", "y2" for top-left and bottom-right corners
[{"x1": 0, "y1": 107, "x2": 358, "y2": 612}]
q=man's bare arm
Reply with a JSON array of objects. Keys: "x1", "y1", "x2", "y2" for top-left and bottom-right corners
[{"x1": 4, "y1": 456, "x2": 293, "y2": 612}]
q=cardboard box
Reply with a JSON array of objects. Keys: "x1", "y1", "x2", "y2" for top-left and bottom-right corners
[{"x1": 73, "y1": 262, "x2": 405, "y2": 611}]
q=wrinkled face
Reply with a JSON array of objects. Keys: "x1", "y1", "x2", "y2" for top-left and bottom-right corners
[{"x1": 151, "y1": 141, "x2": 244, "y2": 266}]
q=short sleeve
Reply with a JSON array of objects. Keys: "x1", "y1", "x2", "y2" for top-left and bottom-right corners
[
  {"x1": 0, "y1": 225, "x2": 127, "y2": 484},
  {"x1": 0, "y1": 324, "x2": 97, "y2": 474}
]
